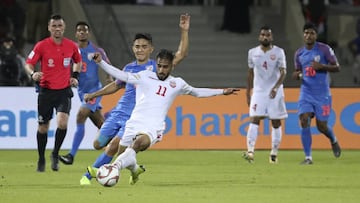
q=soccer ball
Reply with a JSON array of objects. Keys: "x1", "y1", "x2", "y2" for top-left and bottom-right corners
[{"x1": 96, "y1": 164, "x2": 120, "y2": 187}]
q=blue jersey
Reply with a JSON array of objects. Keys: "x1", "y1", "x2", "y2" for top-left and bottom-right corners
[
  {"x1": 112, "y1": 59, "x2": 156, "y2": 117},
  {"x1": 294, "y1": 42, "x2": 338, "y2": 99},
  {"x1": 78, "y1": 41, "x2": 110, "y2": 99}
]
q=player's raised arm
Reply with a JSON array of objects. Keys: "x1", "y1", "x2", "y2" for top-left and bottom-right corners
[{"x1": 173, "y1": 13, "x2": 190, "y2": 67}]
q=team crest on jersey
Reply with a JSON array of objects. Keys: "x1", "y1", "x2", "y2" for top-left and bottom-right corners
[
  {"x1": 146, "y1": 65, "x2": 154, "y2": 71},
  {"x1": 169, "y1": 80, "x2": 176, "y2": 88},
  {"x1": 270, "y1": 54, "x2": 276, "y2": 60},
  {"x1": 314, "y1": 55, "x2": 320, "y2": 62},
  {"x1": 48, "y1": 59, "x2": 55, "y2": 67}
]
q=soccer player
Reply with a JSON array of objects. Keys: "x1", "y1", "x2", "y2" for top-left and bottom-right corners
[
  {"x1": 59, "y1": 21, "x2": 113, "y2": 165},
  {"x1": 79, "y1": 13, "x2": 190, "y2": 185},
  {"x1": 92, "y1": 49, "x2": 239, "y2": 185},
  {"x1": 292, "y1": 22, "x2": 341, "y2": 165},
  {"x1": 25, "y1": 14, "x2": 82, "y2": 172},
  {"x1": 243, "y1": 25, "x2": 288, "y2": 164}
]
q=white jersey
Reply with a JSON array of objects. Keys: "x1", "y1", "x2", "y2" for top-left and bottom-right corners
[
  {"x1": 98, "y1": 60, "x2": 224, "y2": 145},
  {"x1": 248, "y1": 45, "x2": 286, "y2": 93},
  {"x1": 247, "y1": 45, "x2": 288, "y2": 119}
]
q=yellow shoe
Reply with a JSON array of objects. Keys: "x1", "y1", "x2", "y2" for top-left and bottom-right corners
[
  {"x1": 129, "y1": 165, "x2": 145, "y2": 185},
  {"x1": 87, "y1": 166, "x2": 98, "y2": 178},
  {"x1": 80, "y1": 176, "x2": 91, "y2": 185}
]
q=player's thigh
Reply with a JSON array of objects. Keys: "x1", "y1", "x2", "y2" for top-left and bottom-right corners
[
  {"x1": 249, "y1": 92, "x2": 268, "y2": 117},
  {"x1": 313, "y1": 96, "x2": 331, "y2": 121},
  {"x1": 268, "y1": 93, "x2": 288, "y2": 120}
]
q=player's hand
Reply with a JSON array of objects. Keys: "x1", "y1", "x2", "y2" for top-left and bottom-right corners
[
  {"x1": 70, "y1": 78, "x2": 78, "y2": 87},
  {"x1": 90, "y1": 52, "x2": 102, "y2": 63},
  {"x1": 223, "y1": 88, "x2": 240, "y2": 95},
  {"x1": 292, "y1": 71, "x2": 302, "y2": 80},
  {"x1": 179, "y1": 13, "x2": 190, "y2": 31},
  {"x1": 84, "y1": 93, "x2": 95, "y2": 103},
  {"x1": 311, "y1": 61, "x2": 323, "y2": 70},
  {"x1": 269, "y1": 88, "x2": 277, "y2": 99}
]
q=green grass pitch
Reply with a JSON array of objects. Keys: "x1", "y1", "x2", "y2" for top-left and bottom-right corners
[{"x1": 1, "y1": 149, "x2": 360, "y2": 203}]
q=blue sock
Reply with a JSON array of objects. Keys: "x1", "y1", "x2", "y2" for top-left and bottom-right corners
[
  {"x1": 301, "y1": 127, "x2": 312, "y2": 157},
  {"x1": 83, "y1": 153, "x2": 113, "y2": 180},
  {"x1": 93, "y1": 152, "x2": 113, "y2": 168},
  {"x1": 70, "y1": 124, "x2": 85, "y2": 156},
  {"x1": 323, "y1": 127, "x2": 337, "y2": 144}
]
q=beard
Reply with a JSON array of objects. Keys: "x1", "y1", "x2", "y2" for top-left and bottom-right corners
[
  {"x1": 260, "y1": 40, "x2": 271, "y2": 47},
  {"x1": 157, "y1": 73, "x2": 168, "y2": 81}
]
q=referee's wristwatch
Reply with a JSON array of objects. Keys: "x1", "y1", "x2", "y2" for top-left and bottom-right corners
[{"x1": 30, "y1": 71, "x2": 36, "y2": 80}]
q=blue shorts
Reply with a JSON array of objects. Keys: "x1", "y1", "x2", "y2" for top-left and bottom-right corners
[
  {"x1": 298, "y1": 95, "x2": 332, "y2": 121},
  {"x1": 78, "y1": 93, "x2": 102, "y2": 113},
  {"x1": 96, "y1": 110, "x2": 129, "y2": 147}
]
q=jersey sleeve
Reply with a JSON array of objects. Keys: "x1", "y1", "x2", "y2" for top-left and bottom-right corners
[
  {"x1": 278, "y1": 48, "x2": 287, "y2": 69},
  {"x1": 323, "y1": 45, "x2": 338, "y2": 64},
  {"x1": 26, "y1": 42, "x2": 42, "y2": 66},
  {"x1": 248, "y1": 49, "x2": 254, "y2": 69},
  {"x1": 99, "y1": 60, "x2": 129, "y2": 82},
  {"x1": 294, "y1": 48, "x2": 302, "y2": 71},
  {"x1": 180, "y1": 78, "x2": 223, "y2": 97},
  {"x1": 72, "y1": 44, "x2": 82, "y2": 64}
]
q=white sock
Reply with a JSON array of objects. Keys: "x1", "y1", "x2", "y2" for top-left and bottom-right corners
[
  {"x1": 247, "y1": 123, "x2": 259, "y2": 153},
  {"x1": 270, "y1": 127, "x2": 282, "y2": 155},
  {"x1": 113, "y1": 148, "x2": 136, "y2": 170}
]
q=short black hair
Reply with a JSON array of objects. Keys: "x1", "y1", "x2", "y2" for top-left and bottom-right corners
[
  {"x1": 260, "y1": 25, "x2": 272, "y2": 31},
  {"x1": 156, "y1": 49, "x2": 174, "y2": 62},
  {"x1": 303, "y1": 22, "x2": 317, "y2": 33},
  {"x1": 49, "y1": 14, "x2": 63, "y2": 21},
  {"x1": 133, "y1": 33, "x2": 152, "y2": 44},
  {"x1": 76, "y1": 21, "x2": 90, "y2": 30}
]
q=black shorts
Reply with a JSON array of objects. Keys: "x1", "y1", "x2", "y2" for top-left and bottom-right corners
[{"x1": 37, "y1": 87, "x2": 73, "y2": 124}]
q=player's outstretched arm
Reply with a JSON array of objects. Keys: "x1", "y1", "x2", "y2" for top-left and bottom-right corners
[
  {"x1": 190, "y1": 87, "x2": 240, "y2": 97},
  {"x1": 92, "y1": 53, "x2": 129, "y2": 82},
  {"x1": 173, "y1": 13, "x2": 190, "y2": 67}
]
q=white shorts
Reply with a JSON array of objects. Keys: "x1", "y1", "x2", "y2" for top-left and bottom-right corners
[
  {"x1": 119, "y1": 124, "x2": 164, "y2": 147},
  {"x1": 249, "y1": 90, "x2": 288, "y2": 119}
]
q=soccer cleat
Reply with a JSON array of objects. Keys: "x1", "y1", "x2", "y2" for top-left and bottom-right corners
[
  {"x1": 37, "y1": 160, "x2": 45, "y2": 172},
  {"x1": 331, "y1": 142, "x2": 341, "y2": 158},
  {"x1": 50, "y1": 154, "x2": 59, "y2": 171},
  {"x1": 300, "y1": 159, "x2": 313, "y2": 165},
  {"x1": 269, "y1": 155, "x2": 278, "y2": 164},
  {"x1": 59, "y1": 153, "x2": 74, "y2": 165},
  {"x1": 129, "y1": 165, "x2": 146, "y2": 185},
  {"x1": 80, "y1": 176, "x2": 91, "y2": 185},
  {"x1": 242, "y1": 151, "x2": 254, "y2": 163},
  {"x1": 87, "y1": 166, "x2": 98, "y2": 178}
]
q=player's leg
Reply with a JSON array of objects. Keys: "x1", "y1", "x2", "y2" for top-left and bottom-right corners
[
  {"x1": 244, "y1": 92, "x2": 267, "y2": 163},
  {"x1": 299, "y1": 113, "x2": 313, "y2": 164},
  {"x1": 314, "y1": 95, "x2": 341, "y2": 158},
  {"x1": 269, "y1": 119, "x2": 282, "y2": 163},
  {"x1": 268, "y1": 93, "x2": 287, "y2": 163},
  {"x1": 59, "y1": 106, "x2": 91, "y2": 165},
  {"x1": 80, "y1": 115, "x2": 124, "y2": 185},
  {"x1": 244, "y1": 117, "x2": 260, "y2": 163}
]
